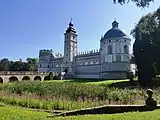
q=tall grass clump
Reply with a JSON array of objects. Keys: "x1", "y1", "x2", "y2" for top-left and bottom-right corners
[{"x1": 0, "y1": 81, "x2": 159, "y2": 110}]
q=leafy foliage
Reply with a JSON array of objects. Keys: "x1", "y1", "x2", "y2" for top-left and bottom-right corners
[
  {"x1": 44, "y1": 72, "x2": 54, "y2": 80},
  {"x1": 113, "y1": 0, "x2": 154, "y2": 8},
  {"x1": 131, "y1": 8, "x2": 160, "y2": 87},
  {"x1": 0, "y1": 58, "x2": 38, "y2": 71}
]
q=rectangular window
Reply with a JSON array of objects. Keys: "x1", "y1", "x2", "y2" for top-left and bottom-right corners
[{"x1": 116, "y1": 55, "x2": 121, "y2": 62}]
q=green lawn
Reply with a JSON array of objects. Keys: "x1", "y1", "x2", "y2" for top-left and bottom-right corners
[
  {"x1": 1, "y1": 106, "x2": 160, "y2": 120},
  {"x1": 0, "y1": 106, "x2": 49, "y2": 120},
  {"x1": 44, "y1": 79, "x2": 129, "y2": 85}
]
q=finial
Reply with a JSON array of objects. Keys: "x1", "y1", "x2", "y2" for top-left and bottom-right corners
[
  {"x1": 69, "y1": 17, "x2": 73, "y2": 27},
  {"x1": 112, "y1": 19, "x2": 119, "y2": 28}
]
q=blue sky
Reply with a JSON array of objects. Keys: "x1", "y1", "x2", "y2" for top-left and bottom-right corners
[{"x1": 0, "y1": 0, "x2": 159, "y2": 61}]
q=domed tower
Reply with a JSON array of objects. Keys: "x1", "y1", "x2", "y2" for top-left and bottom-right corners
[
  {"x1": 100, "y1": 20, "x2": 132, "y2": 79},
  {"x1": 63, "y1": 20, "x2": 78, "y2": 74}
]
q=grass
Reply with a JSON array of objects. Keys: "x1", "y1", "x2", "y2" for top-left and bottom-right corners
[
  {"x1": 1, "y1": 106, "x2": 160, "y2": 120},
  {"x1": 0, "y1": 106, "x2": 49, "y2": 120},
  {"x1": 1, "y1": 79, "x2": 160, "y2": 119},
  {"x1": 44, "y1": 79, "x2": 129, "y2": 85},
  {"x1": 0, "y1": 80, "x2": 148, "y2": 110},
  {"x1": 0, "y1": 79, "x2": 159, "y2": 111}
]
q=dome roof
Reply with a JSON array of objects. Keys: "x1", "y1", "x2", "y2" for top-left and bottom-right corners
[{"x1": 103, "y1": 20, "x2": 129, "y2": 39}]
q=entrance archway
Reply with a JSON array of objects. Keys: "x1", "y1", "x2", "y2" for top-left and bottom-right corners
[
  {"x1": 0, "y1": 77, "x2": 3, "y2": 83},
  {"x1": 34, "y1": 76, "x2": 41, "y2": 81},
  {"x1": 64, "y1": 69, "x2": 68, "y2": 74},
  {"x1": 9, "y1": 76, "x2": 18, "y2": 82},
  {"x1": 22, "y1": 76, "x2": 31, "y2": 80}
]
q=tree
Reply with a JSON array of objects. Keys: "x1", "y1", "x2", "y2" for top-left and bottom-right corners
[
  {"x1": 9, "y1": 60, "x2": 24, "y2": 71},
  {"x1": 131, "y1": 8, "x2": 160, "y2": 87},
  {"x1": 0, "y1": 57, "x2": 38, "y2": 71},
  {"x1": 48, "y1": 72, "x2": 54, "y2": 80},
  {"x1": 0, "y1": 58, "x2": 10, "y2": 71},
  {"x1": 26, "y1": 58, "x2": 38, "y2": 71},
  {"x1": 113, "y1": 0, "x2": 154, "y2": 8}
]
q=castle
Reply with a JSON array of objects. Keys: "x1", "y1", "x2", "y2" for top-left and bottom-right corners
[{"x1": 38, "y1": 20, "x2": 136, "y2": 79}]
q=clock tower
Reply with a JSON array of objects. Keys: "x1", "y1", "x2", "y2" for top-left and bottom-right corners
[{"x1": 63, "y1": 20, "x2": 78, "y2": 74}]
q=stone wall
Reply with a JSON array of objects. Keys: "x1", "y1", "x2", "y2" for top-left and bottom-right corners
[
  {"x1": 74, "y1": 53, "x2": 100, "y2": 78},
  {"x1": 0, "y1": 71, "x2": 50, "y2": 83}
]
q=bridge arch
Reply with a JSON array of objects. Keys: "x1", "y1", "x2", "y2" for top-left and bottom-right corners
[
  {"x1": 0, "y1": 77, "x2": 3, "y2": 83},
  {"x1": 44, "y1": 76, "x2": 49, "y2": 81},
  {"x1": 9, "y1": 76, "x2": 18, "y2": 82},
  {"x1": 22, "y1": 76, "x2": 31, "y2": 80},
  {"x1": 34, "y1": 76, "x2": 41, "y2": 81}
]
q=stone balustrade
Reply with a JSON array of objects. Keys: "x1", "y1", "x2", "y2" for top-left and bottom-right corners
[{"x1": 0, "y1": 71, "x2": 49, "y2": 75}]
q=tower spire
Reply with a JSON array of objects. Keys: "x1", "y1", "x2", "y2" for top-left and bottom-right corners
[
  {"x1": 66, "y1": 18, "x2": 76, "y2": 33},
  {"x1": 69, "y1": 17, "x2": 73, "y2": 27}
]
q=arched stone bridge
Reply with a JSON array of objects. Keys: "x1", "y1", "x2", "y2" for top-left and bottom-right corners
[{"x1": 0, "y1": 71, "x2": 58, "y2": 83}]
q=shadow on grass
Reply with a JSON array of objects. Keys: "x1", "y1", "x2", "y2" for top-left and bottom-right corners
[
  {"x1": 108, "y1": 77, "x2": 160, "y2": 89},
  {"x1": 63, "y1": 79, "x2": 130, "y2": 86},
  {"x1": 48, "y1": 105, "x2": 159, "y2": 117},
  {"x1": 108, "y1": 81, "x2": 139, "y2": 88}
]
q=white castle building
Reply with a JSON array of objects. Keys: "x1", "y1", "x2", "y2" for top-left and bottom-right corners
[{"x1": 38, "y1": 20, "x2": 136, "y2": 79}]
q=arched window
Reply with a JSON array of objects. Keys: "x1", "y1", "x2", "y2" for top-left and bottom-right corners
[
  {"x1": 115, "y1": 44, "x2": 121, "y2": 53},
  {"x1": 124, "y1": 45, "x2": 129, "y2": 54},
  {"x1": 108, "y1": 45, "x2": 112, "y2": 54},
  {"x1": 96, "y1": 60, "x2": 99, "y2": 64}
]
